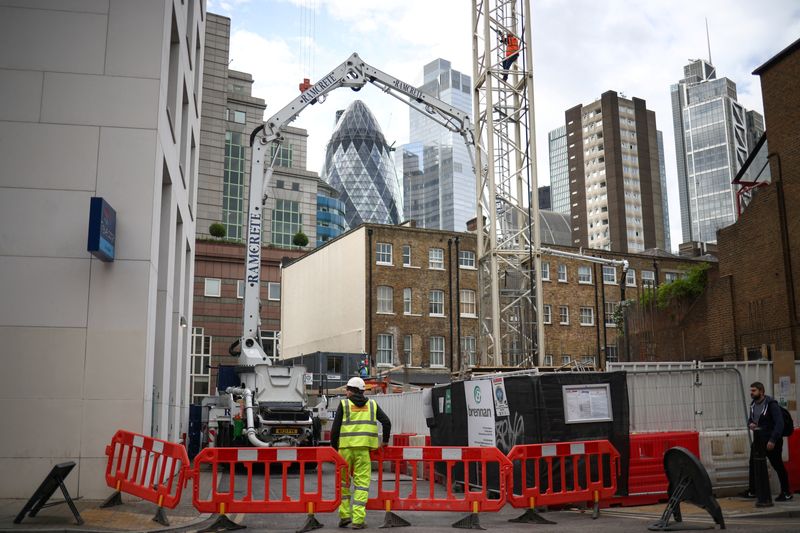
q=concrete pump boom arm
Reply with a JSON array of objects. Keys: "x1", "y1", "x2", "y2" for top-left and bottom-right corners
[{"x1": 237, "y1": 53, "x2": 476, "y2": 367}]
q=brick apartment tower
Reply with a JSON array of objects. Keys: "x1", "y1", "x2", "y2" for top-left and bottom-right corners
[{"x1": 565, "y1": 91, "x2": 666, "y2": 253}]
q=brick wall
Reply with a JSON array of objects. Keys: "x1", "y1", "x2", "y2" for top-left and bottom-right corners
[{"x1": 365, "y1": 225, "x2": 478, "y2": 370}]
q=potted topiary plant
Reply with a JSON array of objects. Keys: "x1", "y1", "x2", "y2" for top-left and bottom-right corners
[
  {"x1": 292, "y1": 231, "x2": 309, "y2": 247},
  {"x1": 209, "y1": 223, "x2": 226, "y2": 239}
]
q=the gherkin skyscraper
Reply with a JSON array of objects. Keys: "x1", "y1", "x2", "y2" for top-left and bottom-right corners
[{"x1": 322, "y1": 100, "x2": 402, "y2": 228}]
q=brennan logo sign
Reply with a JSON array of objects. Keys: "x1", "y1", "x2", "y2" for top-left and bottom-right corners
[{"x1": 464, "y1": 380, "x2": 495, "y2": 446}]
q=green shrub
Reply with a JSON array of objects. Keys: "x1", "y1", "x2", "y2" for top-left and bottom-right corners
[
  {"x1": 209, "y1": 223, "x2": 226, "y2": 238},
  {"x1": 292, "y1": 231, "x2": 309, "y2": 247}
]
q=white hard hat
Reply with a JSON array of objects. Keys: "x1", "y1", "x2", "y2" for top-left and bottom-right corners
[{"x1": 347, "y1": 377, "x2": 366, "y2": 391}]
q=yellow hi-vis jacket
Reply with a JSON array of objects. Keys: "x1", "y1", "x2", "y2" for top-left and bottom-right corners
[{"x1": 338, "y1": 398, "x2": 380, "y2": 449}]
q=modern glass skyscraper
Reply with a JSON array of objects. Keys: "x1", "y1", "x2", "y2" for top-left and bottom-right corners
[
  {"x1": 671, "y1": 59, "x2": 764, "y2": 244},
  {"x1": 548, "y1": 125, "x2": 570, "y2": 214},
  {"x1": 322, "y1": 100, "x2": 402, "y2": 228},
  {"x1": 401, "y1": 59, "x2": 474, "y2": 231}
]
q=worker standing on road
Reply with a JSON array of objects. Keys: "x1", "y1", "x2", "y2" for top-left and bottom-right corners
[
  {"x1": 501, "y1": 31, "x2": 520, "y2": 81},
  {"x1": 741, "y1": 381, "x2": 793, "y2": 501},
  {"x1": 331, "y1": 377, "x2": 392, "y2": 529}
]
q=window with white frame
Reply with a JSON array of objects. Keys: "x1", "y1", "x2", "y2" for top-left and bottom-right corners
[
  {"x1": 543, "y1": 354, "x2": 554, "y2": 366},
  {"x1": 642, "y1": 270, "x2": 655, "y2": 287},
  {"x1": 403, "y1": 287, "x2": 412, "y2": 314},
  {"x1": 236, "y1": 280, "x2": 245, "y2": 299},
  {"x1": 460, "y1": 289, "x2": 477, "y2": 317},
  {"x1": 260, "y1": 330, "x2": 279, "y2": 361},
  {"x1": 665, "y1": 271, "x2": 680, "y2": 283},
  {"x1": 429, "y1": 336, "x2": 445, "y2": 367},
  {"x1": 561, "y1": 354, "x2": 571, "y2": 365},
  {"x1": 559, "y1": 305, "x2": 569, "y2": 325},
  {"x1": 558, "y1": 263, "x2": 568, "y2": 282},
  {"x1": 377, "y1": 286, "x2": 393, "y2": 313},
  {"x1": 602, "y1": 265, "x2": 616, "y2": 284},
  {"x1": 461, "y1": 336, "x2": 477, "y2": 366},
  {"x1": 376, "y1": 242, "x2": 392, "y2": 265},
  {"x1": 606, "y1": 345, "x2": 618, "y2": 361},
  {"x1": 543, "y1": 304, "x2": 552, "y2": 324},
  {"x1": 459, "y1": 250, "x2": 476, "y2": 269},
  {"x1": 190, "y1": 327, "x2": 212, "y2": 404},
  {"x1": 403, "y1": 335, "x2": 412, "y2": 365},
  {"x1": 429, "y1": 290, "x2": 444, "y2": 316},
  {"x1": 580, "y1": 306, "x2": 594, "y2": 326},
  {"x1": 626, "y1": 268, "x2": 636, "y2": 286},
  {"x1": 402, "y1": 245, "x2": 411, "y2": 266},
  {"x1": 578, "y1": 265, "x2": 592, "y2": 284},
  {"x1": 541, "y1": 262, "x2": 550, "y2": 281},
  {"x1": 267, "y1": 282, "x2": 281, "y2": 301},
  {"x1": 204, "y1": 278, "x2": 221, "y2": 297},
  {"x1": 429, "y1": 248, "x2": 444, "y2": 269},
  {"x1": 581, "y1": 355, "x2": 596, "y2": 366},
  {"x1": 377, "y1": 334, "x2": 394, "y2": 366},
  {"x1": 605, "y1": 301, "x2": 617, "y2": 326}
]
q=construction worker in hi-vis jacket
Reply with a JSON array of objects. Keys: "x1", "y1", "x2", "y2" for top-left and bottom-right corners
[{"x1": 331, "y1": 377, "x2": 391, "y2": 529}]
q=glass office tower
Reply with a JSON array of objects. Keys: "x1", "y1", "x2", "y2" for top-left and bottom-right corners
[
  {"x1": 402, "y1": 59, "x2": 474, "y2": 231},
  {"x1": 671, "y1": 59, "x2": 763, "y2": 243},
  {"x1": 548, "y1": 125, "x2": 570, "y2": 215},
  {"x1": 322, "y1": 100, "x2": 402, "y2": 228}
]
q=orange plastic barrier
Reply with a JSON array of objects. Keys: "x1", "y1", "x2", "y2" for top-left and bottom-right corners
[
  {"x1": 506, "y1": 440, "x2": 620, "y2": 519},
  {"x1": 104, "y1": 430, "x2": 190, "y2": 512},
  {"x1": 367, "y1": 446, "x2": 512, "y2": 528},
  {"x1": 629, "y1": 431, "x2": 700, "y2": 496},
  {"x1": 192, "y1": 446, "x2": 346, "y2": 515}
]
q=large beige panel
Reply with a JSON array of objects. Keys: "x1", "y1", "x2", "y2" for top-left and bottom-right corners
[
  {"x1": 80, "y1": 398, "x2": 144, "y2": 458},
  {"x1": 0, "y1": 257, "x2": 89, "y2": 328},
  {"x1": 106, "y1": 0, "x2": 165, "y2": 79},
  {"x1": 281, "y1": 228, "x2": 366, "y2": 358},
  {"x1": 41, "y1": 73, "x2": 159, "y2": 129},
  {"x1": 0, "y1": 7, "x2": 106, "y2": 73},
  {"x1": 96, "y1": 128, "x2": 158, "y2": 261},
  {"x1": 0, "y1": 457, "x2": 79, "y2": 499},
  {"x1": 0, "y1": 189, "x2": 92, "y2": 258},
  {"x1": 0, "y1": 69, "x2": 42, "y2": 121},
  {"x1": 0, "y1": 399, "x2": 82, "y2": 457},
  {"x1": 87, "y1": 258, "x2": 151, "y2": 331},
  {"x1": 0, "y1": 122, "x2": 98, "y2": 190},
  {"x1": 0, "y1": 326, "x2": 85, "y2": 400},
  {"x1": 0, "y1": 1, "x2": 108, "y2": 13}
]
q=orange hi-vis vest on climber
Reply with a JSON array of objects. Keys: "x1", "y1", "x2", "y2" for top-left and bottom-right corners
[{"x1": 505, "y1": 35, "x2": 520, "y2": 57}]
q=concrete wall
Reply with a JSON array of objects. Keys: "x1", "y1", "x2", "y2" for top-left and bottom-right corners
[
  {"x1": 281, "y1": 228, "x2": 367, "y2": 358},
  {"x1": 0, "y1": 0, "x2": 204, "y2": 498}
]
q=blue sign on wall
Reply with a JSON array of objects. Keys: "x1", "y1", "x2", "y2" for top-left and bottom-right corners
[{"x1": 87, "y1": 197, "x2": 116, "y2": 262}]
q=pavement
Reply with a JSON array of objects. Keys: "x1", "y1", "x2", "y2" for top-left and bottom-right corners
[{"x1": 3, "y1": 467, "x2": 800, "y2": 533}]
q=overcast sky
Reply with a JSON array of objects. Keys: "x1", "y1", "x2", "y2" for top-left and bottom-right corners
[{"x1": 208, "y1": 0, "x2": 800, "y2": 251}]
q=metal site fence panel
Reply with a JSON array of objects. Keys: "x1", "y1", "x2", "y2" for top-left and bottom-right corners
[
  {"x1": 373, "y1": 391, "x2": 430, "y2": 436},
  {"x1": 613, "y1": 367, "x2": 749, "y2": 433},
  {"x1": 700, "y1": 361, "x2": 774, "y2": 403}
]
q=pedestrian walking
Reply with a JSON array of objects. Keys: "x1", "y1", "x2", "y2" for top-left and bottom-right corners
[
  {"x1": 331, "y1": 377, "x2": 392, "y2": 529},
  {"x1": 741, "y1": 381, "x2": 793, "y2": 501}
]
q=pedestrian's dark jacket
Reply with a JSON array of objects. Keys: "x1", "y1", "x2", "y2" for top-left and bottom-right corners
[
  {"x1": 748, "y1": 394, "x2": 784, "y2": 444},
  {"x1": 330, "y1": 392, "x2": 391, "y2": 450}
]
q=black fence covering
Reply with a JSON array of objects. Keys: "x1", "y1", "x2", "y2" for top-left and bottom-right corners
[{"x1": 428, "y1": 371, "x2": 630, "y2": 496}]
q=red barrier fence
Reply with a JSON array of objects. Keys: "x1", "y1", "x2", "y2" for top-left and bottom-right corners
[
  {"x1": 367, "y1": 446, "x2": 511, "y2": 527},
  {"x1": 104, "y1": 430, "x2": 190, "y2": 513},
  {"x1": 628, "y1": 431, "x2": 700, "y2": 497},
  {"x1": 506, "y1": 440, "x2": 620, "y2": 519},
  {"x1": 786, "y1": 431, "x2": 800, "y2": 493},
  {"x1": 192, "y1": 446, "x2": 346, "y2": 515}
]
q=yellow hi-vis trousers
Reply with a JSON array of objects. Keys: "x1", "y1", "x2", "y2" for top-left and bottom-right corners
[{"x1": 338, "y1": 447, "x2": 372, "y2": 524}]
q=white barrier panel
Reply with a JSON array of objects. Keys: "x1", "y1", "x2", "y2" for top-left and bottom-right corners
[
  {"x1": 699, "y1": 429, "x2": 750, "y2": 493},
  {"x1": 372, "y1": 391, "x2": 430, "y2": 436}
]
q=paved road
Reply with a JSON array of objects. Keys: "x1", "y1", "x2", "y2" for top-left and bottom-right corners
[{"x1": 174, "y1": 465, "x2": 800, "y2": 533}]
